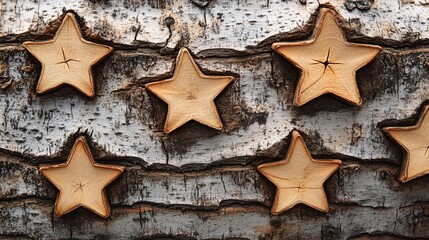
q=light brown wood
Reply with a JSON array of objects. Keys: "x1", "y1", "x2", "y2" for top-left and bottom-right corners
[
  {"x1": 22, "y1": 13, "x2": 113, "y2": 97},
  {"x1": 383, "y1": 105, "x2": 429, "y2": 183},
  {"x1": 257, "y1": 130, "x2": 341, "y2": 214},
  {"x1": 145, "y1": 48, "x2": 233, "y2": 133},
  {"x1": 39, "y1": 136, "x2": 124, "y2": 218},
  {"x1": 272, "y1": 9, "x2": 381, "y2": 107}
]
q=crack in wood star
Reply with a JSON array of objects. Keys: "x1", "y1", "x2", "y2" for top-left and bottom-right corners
[
  {"x1": 424, "y1": 146, "x2": 429, "y2": 156},
  {"x1": 311, "y1": 48, "x2": 343, "y2": 74},
  {"x1": 186, "y1": 90, "x2": 197, "y2": 101},
  {"x1": 55, "y1": 45, "x2": 80, "y2": 70},
  {"x1": 73, "y1": 177, "x2": 89, "y2": 193},
  {"x1": 300, "y1": 48, "x2": 342, "y2": 94}
]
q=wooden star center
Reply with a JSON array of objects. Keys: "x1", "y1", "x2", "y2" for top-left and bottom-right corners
[
  {"x1": 39, "y1": 137, "x2": 124, "y2": 218},
  {"x1": 302, "y1": 48, "x2": 343, "y2": 94},
  {"x1": 145, "y1": 48, "x2": 233, "y2": 133},
  {"x1": 257, "y1": 131, "x2": 341, "y2": 214},
  {"x1": 56, "y1": 45, "x2": 81, "y2": 70},
  {"x1": 272, "y1": 9, "x2": 381, "y2": 106},
  {"x1": 23, "y1": 13, "x2": 113, "y2": 97}
]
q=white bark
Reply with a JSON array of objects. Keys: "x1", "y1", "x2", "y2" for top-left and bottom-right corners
[{"x1": 1, "y1": 1, "x2": 429, "y2": 239}]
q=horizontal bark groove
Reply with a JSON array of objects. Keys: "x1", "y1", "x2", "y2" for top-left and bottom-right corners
[
  {"x1": 1, "y1": 200, "x2": 428, "y2": 239},
  {"x1": 2, "y1": 155, "x2": 429, "y2": 209}
]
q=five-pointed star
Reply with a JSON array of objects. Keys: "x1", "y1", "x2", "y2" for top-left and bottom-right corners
[
  {"x1": 23, "y1": 13, "x2": 113, "y2": 97},
  {"x1": 384, "y1": 105, "x2": 429, "y2": 182},
  {"x1": 39, "y1": 137, "x2": 124, "y2": 218},
  {"x1": 257, "y1": 130, "x2": 341, "y2": 214},
  {"x1": 272, "y1": 9, "x2": 381, "y2": 106},
  {"x1": 145, "y1": 48, "x2": 233, "y2": 133}
]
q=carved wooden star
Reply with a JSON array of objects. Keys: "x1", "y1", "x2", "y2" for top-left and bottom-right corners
[
  {"x1": 39, "y1": 137, "x2": 124, "y2": 218},
  {"x1": 145, "y1": 48, "x2": 233, "y2": 133},
  {"x1": 384, "y1": 105, "x2": 429, "y2": 182},
  {"x1": 23, "y1": 13, "x2": 113, "y2": 97},
  {"x1": 272, "y1": 9, "x2": 381, "y2": 106},
  {"x1": 257, "y1": 131, "x2": 341, "y2": 214}
]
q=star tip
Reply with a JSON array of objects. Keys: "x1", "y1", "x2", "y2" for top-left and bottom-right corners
[
  {"x1": 320, "y1": 208, "x2": 330, "y2": 213},
  {"x1": 213, "y1": 124, "x2": 223, "y2": 131},
  {"x1": 271, "y1": 42, "x2": 280, "y2": 49},
  {"x1": 164, "y1": 127, "x2": 173, "y2": 134},
  {"x1": 291, "y1": 130, "x2": 301, "y2": 138},
  {"x1": 292, "y1": 99, "x2": 304, "y2": 107},
  {"x1": 144, "y1": 82, "x2": 152, "y2": 89},
  {"x1": 270, "y1": 209, "x2": 282, "y2": 215},
  {"x1": 179, "y1": 48, "x2": 191, "y2": 55},
  {"x1": 320, "y1": 8, "x2": 336, "y2": 17},
  {"x1": 64, "y1": 12, "x2": 77, "y2": 19},
  {"x1": 382, "y1": 127, "x2": 396, "y2": 136},
  {"x1": 381, "y1": 126, "x2": 390, "y2": 133},
  {"x1": 76, "y1": 136, "x2": 87, "y2": 142},
  {"x1": 107, "y1": 45, "x2": 114, "y2": 52},
  {"x1": 352, "y1": 100, "x2": 363, "y2": 107},
  {"x1": 398, "y1": 174, "x2": 410, "y2": 183},
  {"x1": 53, "y1": 210, "x2": 64, "y2": 218},
  {"x1": 35, "y1": 87, "x2": 46, "y2": 95},
  {"x1": 99, "y1": 211, "x2": 111, "y2": 219},
  {"x1": 256, "y1": 164, "x2": 267, "y2": 172},
  {"x1": 271, "y1": 43, "x2": 286, "y2": 53},
  {"x1": 82, "y1": 90, "x2": 95, "y2": 98},
  {"x1": 38, "y1": 166, "x2": 48, "y2": 172}
]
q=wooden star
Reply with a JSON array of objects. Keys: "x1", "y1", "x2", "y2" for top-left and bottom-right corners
[
  {"x1": 257, "y1": 131, "x2": 341, "y2": 214},
  {"x1": 384, "y1": 105, "x2": 429, "y2": 182},
  {"x1": 39, "y1": 137, "x2": 124, "y2": 218},
  {"x1": 272, "y1": 9, "x2": 381, "y2": 106},
  {"x1": 23, "y1": 13, "x2": 113, "y2": 97},
  {"x1": 145, "y1": 48, "x2": 233, "y2": 133}
]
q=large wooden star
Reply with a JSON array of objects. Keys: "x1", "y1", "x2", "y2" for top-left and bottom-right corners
[
  {"x1": 145, "y1": 48, "x2": 233, "y2": 133},
  {"x1": 39, "y1": 137, "x2": 124, "y2": 218},
  {"x1": 257, "y1": 131, "x2": 341, "y2": 214},
  {"x1": 384, "y1": 105, "x2": 429, "y2": 182},
  {"x1": 272, "y1": 9, "x2": 381, "y2": 106},
  {"x1": 23, "y1": 13, "x2": 113, "y2": 97}
]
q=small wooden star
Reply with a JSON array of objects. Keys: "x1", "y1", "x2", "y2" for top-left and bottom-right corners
[
  {"x1": 257, "y1": 131, "x2": 341, "y2": 214},
  {"x1": 145, "y1": 48, "x2": 233, "y2": 133},
  {"x1": 39, "y1": 137, "x2": 124, "y2": 218},
  {"x1": 272, "y1": 9, "x2": 381, "y2": 106},
  {"x1": 23, "y1": 13, "x2": 113, "y2": 97},
  {"x1": 384, "y1": 105, "x2": 429, "y2": 182}
]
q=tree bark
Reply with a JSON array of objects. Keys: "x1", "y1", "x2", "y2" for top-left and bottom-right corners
[{"x1": 1, "y1": 0, "x2": 429, "y2": 239}]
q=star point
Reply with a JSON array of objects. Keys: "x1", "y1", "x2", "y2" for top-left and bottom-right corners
[
  {"x1": 384, "y1": 105, "x2": 429, "y2": 182},
  {"x1": 23, "y1": 13, "x2": 113, "y2": 97},
  {"x1": 145, "y1": 48, "x2": 233, "y2": 133},
  {"x1": 257, "y1": 130, "x2": 341, "y2": 214},
  {"x1": 39, "y1": 136, "x2": 124, "y2": 218},
  {"x1": 272, "y1": 9, "x2": 381, "y2": 106}
]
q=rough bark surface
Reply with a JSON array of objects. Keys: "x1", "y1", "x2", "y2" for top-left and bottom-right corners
[{"x1": 1, "y1": 0, "x2": 429, "y2": 239}]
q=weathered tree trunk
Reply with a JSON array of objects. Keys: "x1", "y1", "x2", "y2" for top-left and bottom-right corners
[{"x1": 1, "y1": 0, "x2": 429, "y2": 239}]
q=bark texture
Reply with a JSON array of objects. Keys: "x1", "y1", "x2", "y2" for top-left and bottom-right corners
[{"x1": 1, "y1": 0, "x2": 429, "y2": 239}]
